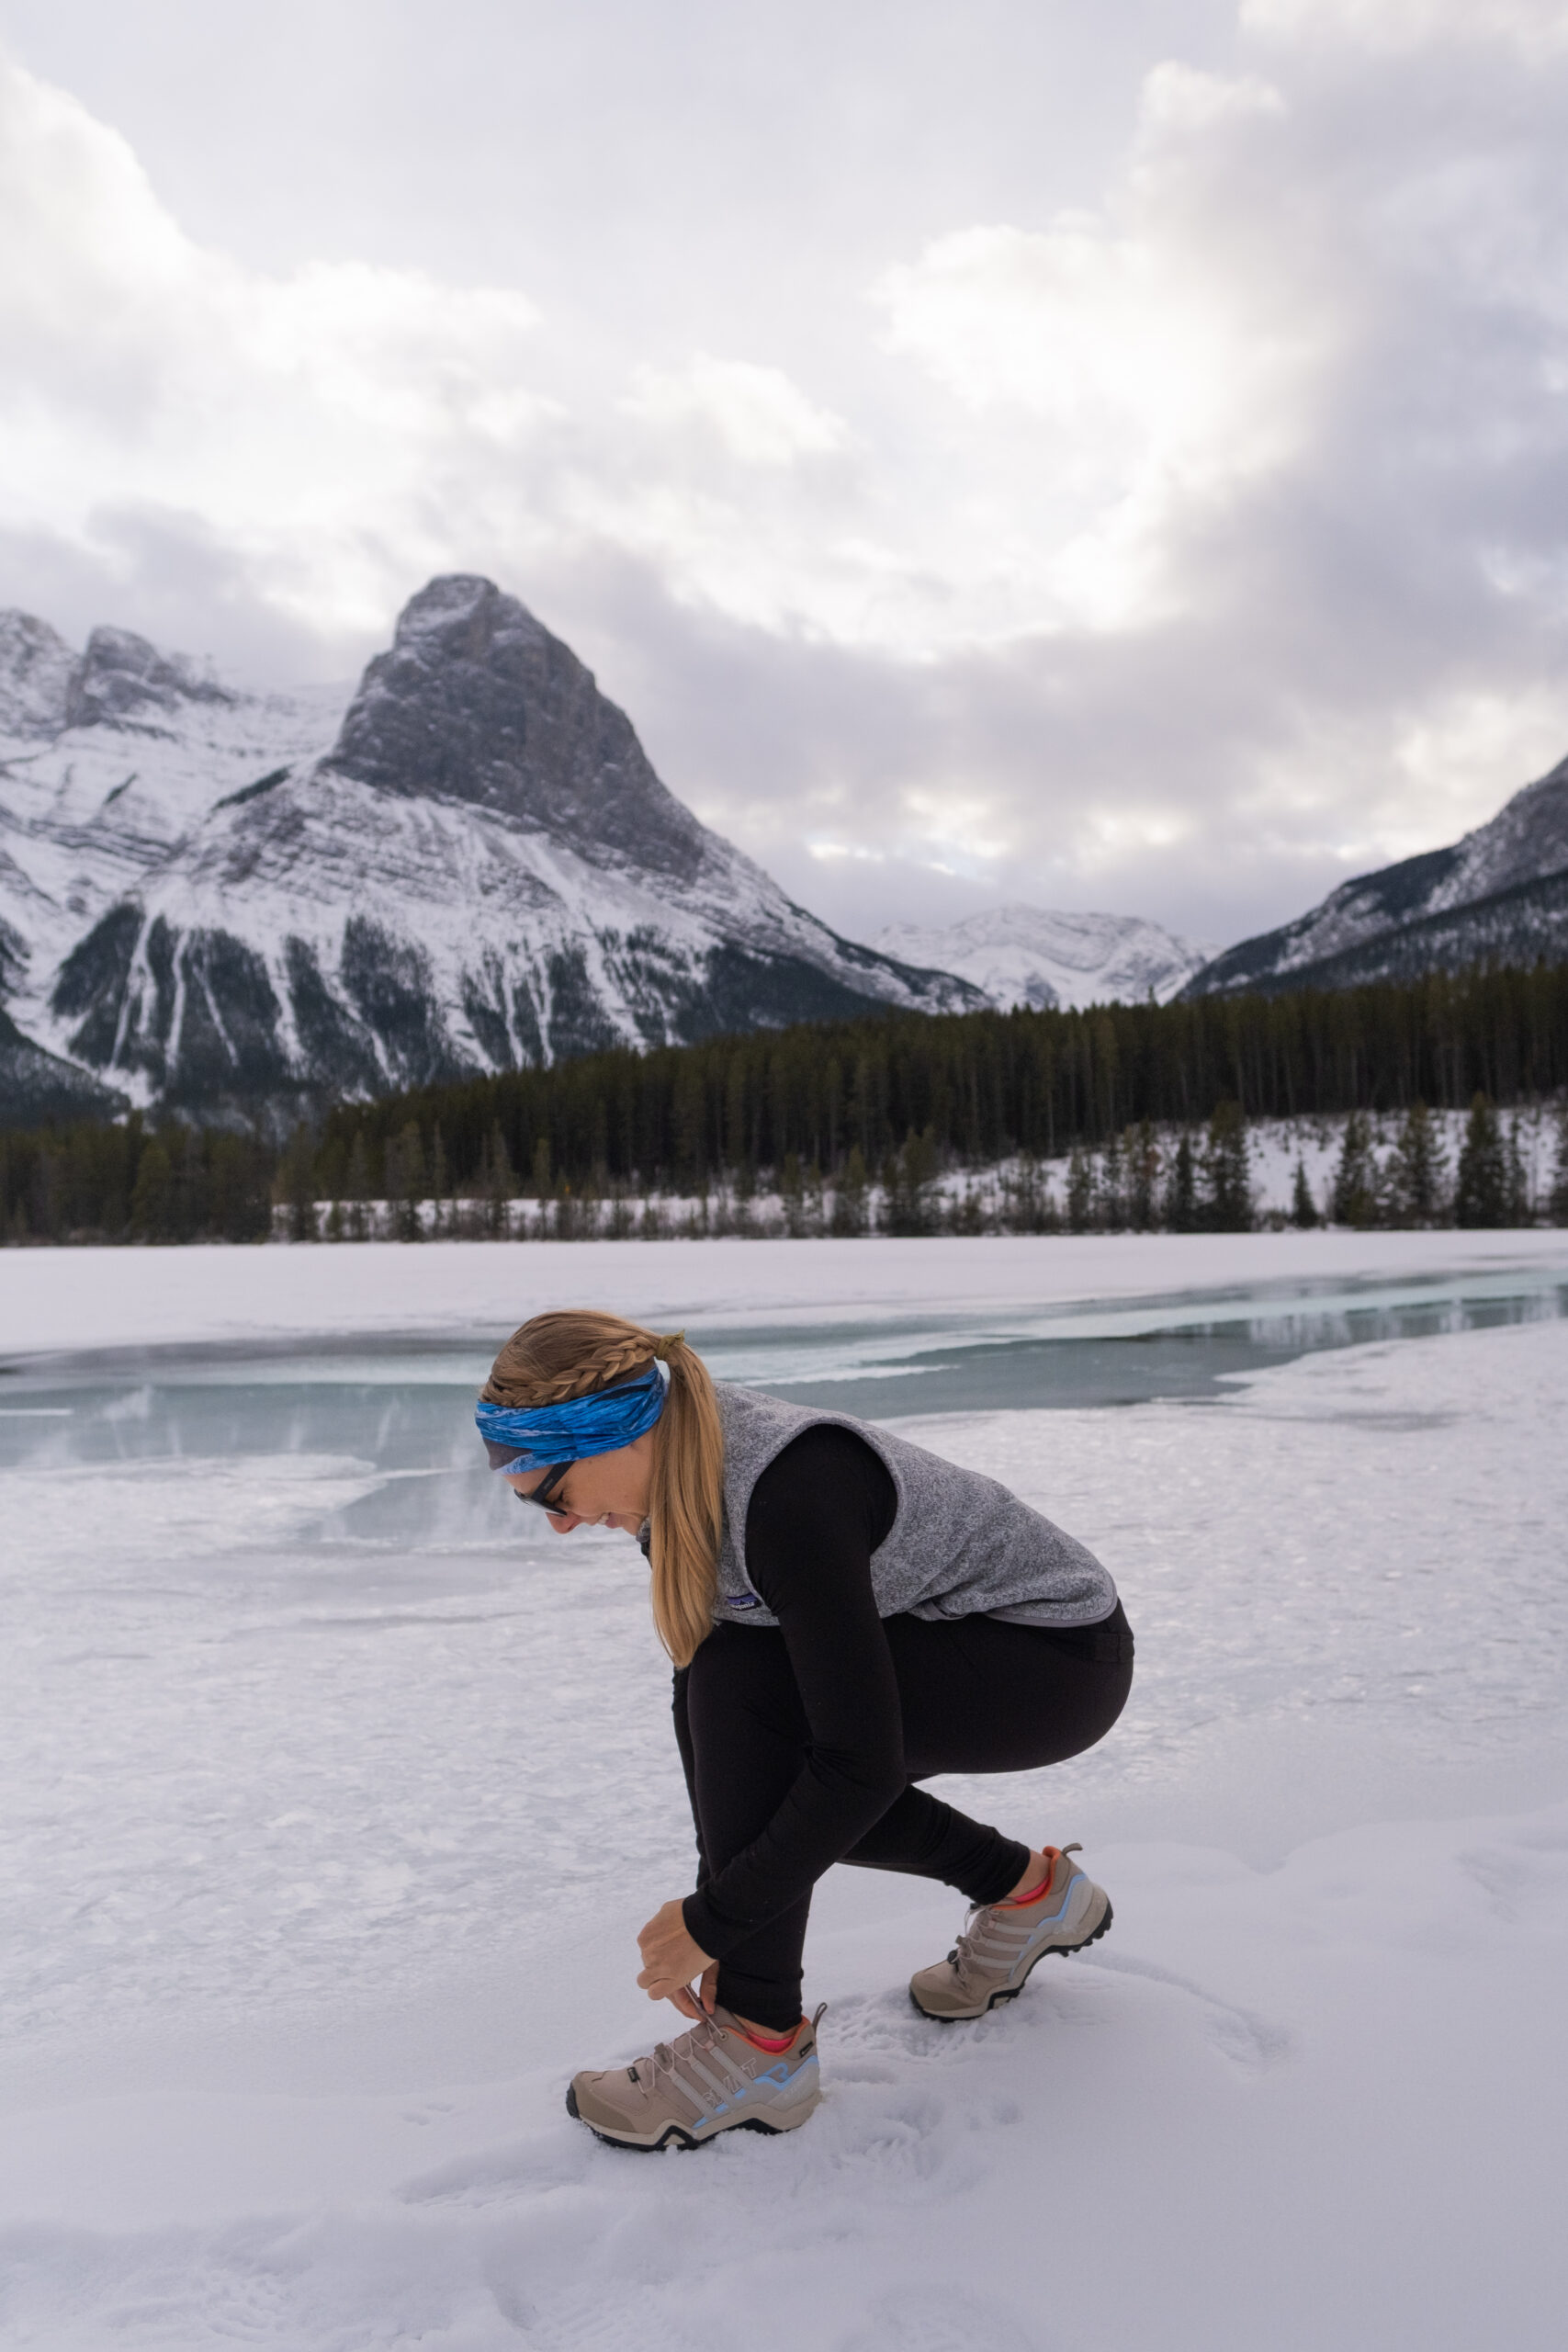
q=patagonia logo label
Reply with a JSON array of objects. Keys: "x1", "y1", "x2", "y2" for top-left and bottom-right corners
[{"x1": 724, "y1": 1593, "x2": 761, "y2": 1609}]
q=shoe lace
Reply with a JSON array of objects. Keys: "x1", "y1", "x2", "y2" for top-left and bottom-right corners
[
  {"x1": 633, "y1": 2013, "x2": 751, "y2": 2091},
  {"x1": 947, "y1": 1905, "x2": 1001, "y2": 1988},
  {"x1": 947, "y1": 1844, "x2": 1079, "y2": 1981}
]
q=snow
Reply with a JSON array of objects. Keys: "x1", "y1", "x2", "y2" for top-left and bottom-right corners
[
  {"x1": 0, "y1": 681, "x2": 344, "y2": 1004},
  {"x1": 2, "y1": 1237, "x2": 1566, "y2": 2348},
  {"x1": 6, "y1": 1227, "x2": 1567, "y2": 1361},
  {"x1": 874, "y1": 903, "x2": 1215, "y2": 1009}
]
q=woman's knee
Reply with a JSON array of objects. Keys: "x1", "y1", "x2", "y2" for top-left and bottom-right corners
[{"x1": 684, "y1": 1623, "x2": 809, "y2": 1749}]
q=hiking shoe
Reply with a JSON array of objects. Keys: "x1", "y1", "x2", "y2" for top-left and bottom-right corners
[
  {"x1": 909, "y1": 1844, "x2": 1111, "y2": 2021},
  {"x1": 566, "y1": 2004, "x2": 825, "y2": 2150}
]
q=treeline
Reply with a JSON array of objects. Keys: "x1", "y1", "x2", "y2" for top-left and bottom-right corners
[
  {"x1": 0, "y1": 1118, "x2": 273, "y2": 1245},
  {"x1": 2, "y1": 960, "x2": 1567, "y2": 1242},
  {"x1": 308, "y1": 958, "x2": 1568, "y2": 1197}
]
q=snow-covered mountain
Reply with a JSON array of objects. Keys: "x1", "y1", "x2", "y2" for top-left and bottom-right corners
[
  {"x1": 0, "y1": 578, "x2": 982, "y2": 1121},
  {"x1": 873, "y1": 905, "x2": 1215, "y2": 1012},
  {"x1": 1183, "y1": 752, "x2": 1568, "y2": 997}
]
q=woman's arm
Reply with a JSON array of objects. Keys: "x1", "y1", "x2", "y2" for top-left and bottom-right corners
[{"x1": 680, "y1": 1425, "x2": 905, "y2": 1961}]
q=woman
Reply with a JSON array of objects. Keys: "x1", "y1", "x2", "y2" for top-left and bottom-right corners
[{"x1": 477, "y1": 1309, "x2": 1132, "y2": 2152}]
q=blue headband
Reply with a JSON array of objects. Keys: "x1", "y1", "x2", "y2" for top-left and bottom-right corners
[{"x1": 475, "y1": 1362, "x2": 667, "y2": 1472}]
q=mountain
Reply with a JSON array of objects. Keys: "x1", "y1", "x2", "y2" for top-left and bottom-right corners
[
  {"x1": 872, "y1": 905, "x2": 1215, "y2": 1012},
  {"x1": 1184, "y1": 753, "x2": 1568, "y2": 998},
  {"x1": 0, "y1": 578, "x2": 981, "y2": 1124}
]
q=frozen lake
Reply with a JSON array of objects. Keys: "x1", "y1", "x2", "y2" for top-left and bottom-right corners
[{"x1": 1, "y1": 1234, "x2": 1565, "y2": 2350}]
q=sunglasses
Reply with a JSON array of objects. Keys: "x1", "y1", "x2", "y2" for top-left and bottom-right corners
[{"x1": 511, "y1": 1461, "x2": 573, "y2": 1516}]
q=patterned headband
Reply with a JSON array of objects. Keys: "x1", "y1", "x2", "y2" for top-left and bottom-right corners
[{"x1": 474, "y1": 1360, "x2": 668, "y2": 1473}]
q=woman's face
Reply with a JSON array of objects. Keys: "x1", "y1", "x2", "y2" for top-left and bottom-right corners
[{"x1": 504, "y1": 1428, "x2": 655, "y2": 1534}]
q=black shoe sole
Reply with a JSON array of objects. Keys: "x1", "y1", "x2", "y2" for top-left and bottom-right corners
[
  {"x1": 910, "y1": 1895, "x2": 1114, "y2": 2024},
  {"x1": 565, "y1": 2080, "x2": 792, "y2": 2153}
]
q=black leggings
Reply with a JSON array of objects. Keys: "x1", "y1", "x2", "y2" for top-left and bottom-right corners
[{"x1": 673, "y1": 1604, "x2": 1134, "y2": 2030}]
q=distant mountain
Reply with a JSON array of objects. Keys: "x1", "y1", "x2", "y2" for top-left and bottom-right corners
[
  {"x1": 1184, "y1": 753, "x2": 1568, "y2": 998},
  {"x1": 0, "y1": 578, "x2": 981, "y2": 1124},
  {"x1": 873, "y1": 905, "x2": 1215, "y2": 1012}
]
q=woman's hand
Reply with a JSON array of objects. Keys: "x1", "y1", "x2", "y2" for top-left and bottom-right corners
[{"x1": 636, "y1": 1898, "x2": 716, "y2": 2016}]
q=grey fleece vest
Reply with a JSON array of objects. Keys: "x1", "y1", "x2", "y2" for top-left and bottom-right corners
[{"x1": 712, "y1": 1384, "x2": 1116, "y2": 1632}]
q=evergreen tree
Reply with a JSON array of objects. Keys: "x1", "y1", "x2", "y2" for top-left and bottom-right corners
[
  {"x1": 1549, "y1": 1100, "x2": 1568, "y2": 1227},
  {"x1": 1097, "y1": 1130, "x2": 1127, "y2": 1232},
  {"x1": 175, "y1": 1126, "x2": 208, "y2": 1241},
  {"x1": 488, "y1": 1123, "x2": 517, "y2": 1238},
  {"x1": 130, "y1": 1141, "x2": 175, "y2": 1241},
  {"x1": 1383, "y1": 1101, "x2": 1445, "y2": 1227},
  {"x1": 384, "y1": 1122, "x2": 427, "y2": 1241},
  {"x1": 1065, "y1": 1145, "x2": 1095, "y2": 1234},
  {"x1": 428, "y1": 1123, "x2": 450, "y2": 1238},
  {"x1": 779, "y1": 1148, "x2": 807, "y2": 1238},
  {"x1": 1126, "y1": 1120, "x2": 1160, "y2": 1232},
  {"x1": 1330, "y1": 1111, "x2": 1379, "y2": 1227},
  {"x1": 209, "y1": 1133, "x2": 268, "y2": 1242},
  {"x1": 1504, "y1": 1114, "x2": 1530, "y2": 1226},
  {"x1": 344, "y1": 1132, "x2": 371, "y2": 1241},
  {"x1": 1290, "y1": 1159, "x2": 1317, "y2": 1227},
  {"x1": 1200, "y1": 1101, "x2": 1252, "y2": 1231},
  {"x1": 830, "y1": 1144, "x2": 869, "y2": 1237},
  {"x1": 1454, "y1": 1093, "x2": 1508, "y2": 1227},
  {"x1": 277, "y1": 1123, "x2": 319, "y2": 1243},
  {"x1": 1162, "y1": 1132, "x2": 1197, "y2": 1232},
  {"x1": 885, "y1": 1129, "x2": 939, "y2": 1236}
]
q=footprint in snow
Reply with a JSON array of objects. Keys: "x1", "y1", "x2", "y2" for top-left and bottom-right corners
[{"x1": 1077, "y1": 1949, "x2": 1292, "y2": 2071}]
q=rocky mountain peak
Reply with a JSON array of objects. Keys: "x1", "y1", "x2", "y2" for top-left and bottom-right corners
[
  {"x1": 0, "y1": 610, "x2": 76, "y2": 738},
  {"x1": 63, "y1": 627, "x2": 236, "y2": 732},
  {"x1": 324, "y1": 574, "x2": 711, "y2": 883}
]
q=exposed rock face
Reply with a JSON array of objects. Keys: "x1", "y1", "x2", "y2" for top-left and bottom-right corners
[
  {"x1": 328, "y1": 576, "x2": 709, "y2": 880},
  {"x1": 0, "y1": 580, "x2": 981, "y2": 1120},
  {"x1": 874, "y1": 904, "x2": 1214, "y2": 1012},
  {"x1": 0, "y1": 612, "x2": 75, "y2": 739},
  {"x1": 63, "y1": 627, "x2": 235, "y2": 732},
  {"x1": 1183, "y1": 755, "x2": 1568, "y2": 998}
]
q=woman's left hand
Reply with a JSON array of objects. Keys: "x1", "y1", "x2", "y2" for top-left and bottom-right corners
[{"x1": 637, "y1": 1899, "x2": 716, "y2": 2010}]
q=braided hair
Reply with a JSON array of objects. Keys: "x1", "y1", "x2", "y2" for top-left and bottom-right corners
[{"x1": 481, "y1": 1311, "x2": 722, "y2": 1664}]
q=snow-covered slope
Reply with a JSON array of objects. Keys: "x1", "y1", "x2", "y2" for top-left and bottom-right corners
[
  {"x1": 874, "y1": 905, "x2": 1214, "y2": 1011},
  {"x1": 1185, "y1": 752, "x2": 1568, "y2": 997},
  {"x1": 0, "y1": 580, "x2": 980, "y2": 1118}
]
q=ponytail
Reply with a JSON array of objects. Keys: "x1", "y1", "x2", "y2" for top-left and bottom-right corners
[{"x1": 480, "y1": 1310, "x2": 723, "y2": 1666}]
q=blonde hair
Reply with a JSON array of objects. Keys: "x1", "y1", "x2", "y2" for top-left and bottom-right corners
[{"x1": 480, "y1": 1309, "x2": 723, "y2": 1667}]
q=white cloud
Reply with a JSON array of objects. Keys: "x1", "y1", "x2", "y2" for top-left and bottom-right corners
[
  {"x1": 2, "y1": 11, "x2": 1568, "y2": 950},
  {"x1": 0, "y1": 53, "x2": 553, "y2": 643},
  {"x1": 872, "y1": 67, "x2": 1322, "y2": 630},
  {"x1": 1241, "y1": 0, "x2": 1568, "y2": 54},
  {"x1": 622, "y1": 356, "x2": 848, "y2": 467}
]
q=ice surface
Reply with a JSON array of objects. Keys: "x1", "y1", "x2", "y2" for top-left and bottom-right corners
[
  {"x1": 1, "y1": 1238, "x2": 1565, "y2": 2348},
  {"x1": 6, "y1": 1227, "x2": 1568, "y2": 1361}
]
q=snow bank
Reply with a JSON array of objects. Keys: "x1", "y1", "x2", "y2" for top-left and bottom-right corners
[{"x1": 5, "y1": 1227, "x2": 1568, "y2": 1361}]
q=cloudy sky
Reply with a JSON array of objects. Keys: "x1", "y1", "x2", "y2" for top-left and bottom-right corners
[{"x1": 2, "y1": 0, "x2": 1566, "y2": 949}]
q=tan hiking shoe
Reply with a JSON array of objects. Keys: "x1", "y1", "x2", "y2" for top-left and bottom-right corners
[
  {"x1": 567, "y1": 2004, "x2": 826, "y2": 2150},
  {"x1": 909, "y1": 1843, "x2": 1111, "y2": 2021}
]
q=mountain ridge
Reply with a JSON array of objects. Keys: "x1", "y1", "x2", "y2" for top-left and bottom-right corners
[
  {"x1": 874, "y1": 904, "x2": 1214, "y2": 1012},
  {"x1": 1183, "y1": 752, "x2": 1568, "y2": 998},
  {"x1": 0, "y1": 578, "x2": 982, "y2": 1123}
]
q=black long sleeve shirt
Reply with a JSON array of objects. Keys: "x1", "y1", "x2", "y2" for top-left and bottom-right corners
[{"x1": 681, "y1": 1424, "x2": 904, "y2": 1959}]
